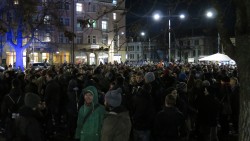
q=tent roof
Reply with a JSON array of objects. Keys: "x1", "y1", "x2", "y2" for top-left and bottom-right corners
[{"x1": 198, "y1": 53, "x2": 233, "y2": 62}]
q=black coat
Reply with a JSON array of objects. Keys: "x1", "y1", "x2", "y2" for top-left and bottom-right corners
[
  {"x1": 44, "y1": 79, "x2": 61, "y2": 114},
  {"x1": 1, "y1": 88, "x2": 24, "y2": 119},
  {"x1": 15, "y1": 106, "x2": 44, "y2": 141},
  {"x1": 196, "y1": 94, "x2": 221, "y2": 127},
  {"x1": 131, "y1": 84, "x2": 155, "y2": 130},
  {"x1": 154, "y1": 106, "x2": 185, "y2": 141}
]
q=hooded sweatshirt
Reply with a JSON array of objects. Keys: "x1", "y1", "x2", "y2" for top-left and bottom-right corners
[{"x1": 75, "y1": 86, "x2": 105, "y2": 141}]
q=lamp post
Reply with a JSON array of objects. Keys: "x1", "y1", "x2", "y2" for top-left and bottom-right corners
[
  {"x1": 153, "y1": 11, "x2": 185, "y2": 62},
  {"x1": 206, "y1": 10, "x2": 220, "y2": 53},
  {"x1": 140, "y1": 32, "x2": 151, "y2": 62}
]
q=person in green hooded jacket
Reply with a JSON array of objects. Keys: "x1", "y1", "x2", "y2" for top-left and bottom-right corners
[{"x1": 75, "y1": 86, "x2": 105, "y2": 141}]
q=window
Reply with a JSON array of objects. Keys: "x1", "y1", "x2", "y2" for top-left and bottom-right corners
[
  {"x1": 102, "y1": 21, "x2": 107, "y2": 31},
  {"x1": 44, "y1": 33, "x2": 51, "y2": 42},
  {"x1": 194, "y1": 40, "x2": 199, "y2": 45},
  {"x1": 113, "y1": 13, "x2": 116, "y2": 20},
  {"x1": 193, "y1": 50, "x2": 196, "y2": 57},
  {"x1": 102, "y1": 34, "x2": 108, "y2": 45},
  {"x1": 137, "y1": 46, "x2": 139, "y2": 51},
  {"x1": 137, "y1": 54, "x2": 140, "y2": 60},
  {"x1": 76, "y1": 3, "x2": 83, "y2": 12},
  {"x1": 44, "y1": 15, "x2": 51, "y2": 24},
  {"x1": 77, "y1": 36, "x2": 83, "y2": 44},
  {"x1": 92, "y1": 36, "x2": 96, "y2": 44},
  {"x1": 187, "y1": 41, "x2": 190, "y2": 46},
  {"x1": 129, "y1": 54, "x2": 134, "y2": 59},
  {"x1": 57, "y1": 2, "x2": 69, "y2": 10},
  {"x1": 64, "y1": 18, "x2": 70, "y2": 26},
  {"x1": 92, "y1": 5, "x2": 96, "y2": 12},
  {"x1": 59, "y1": 33, "x2": 64, "y2": 43},
  {"x1": 179, "y1": 41, "x2": 183, "y2": 46},
  {"x1": 88, "y1": 36, "x2": 91, "y2": 44},
  {"x1": 60, "y1": 18, "x2": 70, "y2": 26}
]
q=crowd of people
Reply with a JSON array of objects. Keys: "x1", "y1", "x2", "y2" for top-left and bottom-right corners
[{"x1": 0, "y1": 62, "x2": 239, "y2": 141}]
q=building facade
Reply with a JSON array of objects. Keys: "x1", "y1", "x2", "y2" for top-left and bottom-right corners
[
  {"x1": 1, "y1": 0, "x2": 126, "y2": 67},
  {"x1": 174, "y1": 36, "x2": 217, "y2": 63},
  {"x1": 126, "y1": 39, "x2": 158, "y2": 64}
]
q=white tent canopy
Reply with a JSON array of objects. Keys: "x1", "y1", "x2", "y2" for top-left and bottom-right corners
[{"x1": 199, "y1": 53, "x2": 233, "y2": 62}]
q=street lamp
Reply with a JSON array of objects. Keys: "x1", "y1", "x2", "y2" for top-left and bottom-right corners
[
  {"x1": 153, "y1": 11, "x2": 185, "y2": 62},
  {"x1": 206, "y1": 10, "x2": 220, "y2": 53},
  {"x1": 140, "y1": 32, "x2": 151, "y2": 62}
]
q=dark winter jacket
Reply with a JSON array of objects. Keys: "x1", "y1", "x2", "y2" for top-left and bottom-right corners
[
  {"x1": 131, "y1": 84, "x2": 155, "y2": 130},
  {"x1": 44, "y1": 79, "x2": 61, "y2": 114},
  {"x1": 196, "y1": 94, "x2": 221, "y2": 127},
  {"x1": 15, "y1": 106, "x2": 44, "y2": 141},
  {"x1": 154, "y1": 106, "x2": 185, "y2": 141},
  {"x1": 1, "y1": 88, "x2": 24, "y2": 119},
  {"x1": 101, "y1": 106, "x2": 131, "y2": 141}
]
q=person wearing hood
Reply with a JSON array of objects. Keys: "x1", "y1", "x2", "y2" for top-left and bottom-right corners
[
  {"x1": 101, "y1": 88, "x2": 131, "y2": 141},
  {"x1": 75, "y1": 86, "x2": 105, "y2": 141}
]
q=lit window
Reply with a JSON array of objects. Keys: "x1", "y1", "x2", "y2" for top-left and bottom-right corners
[
  {"x1": 44, "y1": 15, "x2": 51, "y2": 24},
  {"x1": 76, "y1": 3, "x2": 83, "y2": 12},
  {"x1": 44, "y1": 33, "x2": 51, "y2": 42},
  {"x1": 113, "y1": 13, "x2": 116, "y2": 20},
  {"x1": 102, "y1": 21, "x2": 107, "y2": 30}
]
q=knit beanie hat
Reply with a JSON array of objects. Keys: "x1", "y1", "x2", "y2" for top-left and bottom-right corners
[
  {"x1": 24, "y1": 93, "x2": 41, "y2": 108},
  {"x1": 105, "y1": 88, "x2": 122, "y2": 108},
  {"x1": 177, "y1": 82, "x2": 187, "y2": 92},
  {"x1": 144, "y1": 72, "x2": 155, "y2": 83}
]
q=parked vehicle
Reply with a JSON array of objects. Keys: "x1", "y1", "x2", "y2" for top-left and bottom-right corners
[{"x1": 30, "y1": 62, "x2": 50, "y2": 70}]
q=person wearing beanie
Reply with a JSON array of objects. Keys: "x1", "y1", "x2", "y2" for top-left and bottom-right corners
[
  {"x1": 105, "y1": 88, "x2": 122, "y2": 109},
  {"x1": 15, "y1": 93, "x2": 44, "y2": 141},
  {"x1": 101, "y1": 88, "x2": 131, "y2": 141},
  {"x1": 144, "y1": 72, "x2": 155, "y2": 83},
  {"x1": 75, "y1": 86, "x2": 105, "y2": 141}
]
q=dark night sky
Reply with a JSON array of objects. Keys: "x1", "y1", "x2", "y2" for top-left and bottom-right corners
[{"x1": 125, "y1": 0, "x2": 235, "y2": 39}]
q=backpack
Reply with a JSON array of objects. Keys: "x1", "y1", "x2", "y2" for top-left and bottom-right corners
[{"x1": 7, "y1": 95, "x2": 21, "y2": 119}]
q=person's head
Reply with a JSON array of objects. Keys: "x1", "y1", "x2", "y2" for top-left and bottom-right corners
[
  {"x1": 105, "y1": 88, "x2": 122, "y2": 110},
  {"x1": 46, "y1": 70, "x2": 54, "y2": 82},
  {"x1": 24, "y1": 93, "x2": 41, "y2": 110},
  {"x1": 165, "y1": 94, "x2": 176, "y2": 107},
  {"x1": 230, "y1": 77, "x2": 238, "y2": 87},
  {"x1": 166, "y1": 87, "x2": 178, "y2": 99},
  {"x1": 12, "y1": 78, "x2": 21, "y2": 89},
  {"x1": 144, "y1": 72, "x2": 155, "y2": 83},
  {"x1": 82, "y1": 86, "x2": 98, "y2": 105},
  {"x1": 136, "y1": 72, "x2": 144, "y2": 83},
  {"x1": 177, "y1": 82, "x2": 187, "y2": 93}
]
